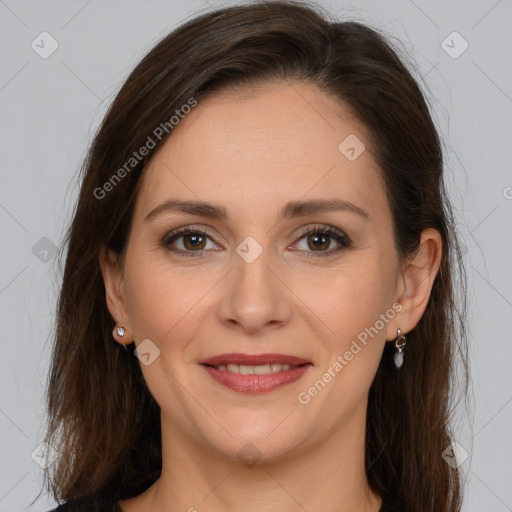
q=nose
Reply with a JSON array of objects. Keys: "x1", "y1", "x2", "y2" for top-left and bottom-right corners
[{"x1": 216, "y1": 244, "x2": 293, "y2": 334}]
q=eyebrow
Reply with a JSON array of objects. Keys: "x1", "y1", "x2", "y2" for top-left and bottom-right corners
[{"x1": 144, "y1": 198, "x2": 368, "y2": 223}]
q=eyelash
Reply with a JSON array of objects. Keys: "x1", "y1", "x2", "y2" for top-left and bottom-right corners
[{"x1": 162, "y1": 224, "x2": 352, "y2": 259}]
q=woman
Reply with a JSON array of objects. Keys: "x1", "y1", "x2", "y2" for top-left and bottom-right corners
[{"x1": 41, "y1": 1, "x2": 469, "y2": 511}]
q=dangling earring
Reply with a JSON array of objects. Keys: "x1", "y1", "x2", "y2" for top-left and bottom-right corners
[
  {"x1": 113, "y1": 325, "x2": 128, "y2": 351},
  {"x1": 393, "y1": 328, "x2": 406, "y2": 368}
]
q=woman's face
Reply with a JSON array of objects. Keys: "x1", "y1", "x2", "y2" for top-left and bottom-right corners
[{"x1": 108, "y1": 81, "x2": 405, "y2": 461}]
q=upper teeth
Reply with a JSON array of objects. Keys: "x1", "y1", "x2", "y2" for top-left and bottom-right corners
[{"x1": 214, "y1": 363, "x2": 296, "y2": 374}]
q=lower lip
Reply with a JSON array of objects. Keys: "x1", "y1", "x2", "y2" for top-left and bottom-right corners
[{"x1": 201, "y1": 364, "x2": 312, "y2": 394}]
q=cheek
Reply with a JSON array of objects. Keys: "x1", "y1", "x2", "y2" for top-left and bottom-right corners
[
  {"x1": 299, "y1": 256, "x2": 396, "y2": 398},
  {"x1": 298, "y1": 257, "x2": 394, "y2": 336},
  {"x1": 296, "y1": 263, "x2": 393, "y2": 413},
  {"x1": 123, "y1": 253, "x2": 208, "y2": 344}
]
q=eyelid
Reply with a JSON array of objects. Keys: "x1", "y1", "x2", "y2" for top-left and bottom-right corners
[{"x1": 293, "y1": 223, "x2": 350, "y2": 243}]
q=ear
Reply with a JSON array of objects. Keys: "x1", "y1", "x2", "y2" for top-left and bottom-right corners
[
  {"x1": 386, "y1": 228, "x2": 443, "y2": 341},
  {"x1": 98, "y1": 247, "x2": 133, "y2": 345}
]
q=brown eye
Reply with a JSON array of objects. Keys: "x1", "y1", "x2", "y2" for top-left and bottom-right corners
[
  {"x1": 163, "y1": 227, "x2": 220, "y2": 257},
  {"x1": 181, "y1": 232, "x2": 207, "y2": 250},
  {"x1": 293, "y1": 225, "x2": 351, "y2": 258}
]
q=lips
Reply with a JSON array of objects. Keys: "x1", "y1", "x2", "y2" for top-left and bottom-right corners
[{"x1": 199, "y1": 353, "x2": 312, "y2": 394}]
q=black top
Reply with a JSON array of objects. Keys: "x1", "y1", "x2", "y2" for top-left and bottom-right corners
[
  {"x1": 49, "y1": 496, "x2": 122, "y2": 512},
  {"x1": 49, "y1": 495, "x2": 401, "y2": 511}
]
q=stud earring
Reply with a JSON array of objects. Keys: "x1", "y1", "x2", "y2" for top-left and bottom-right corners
[
  {"x1": 113, "y1": 325, "x2": 128, "y2": 351},
  {"x1": 394, "y1": 328, "x2": 407, "y2": 368}
]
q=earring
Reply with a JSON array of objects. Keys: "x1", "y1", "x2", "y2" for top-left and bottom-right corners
[
  {"x1": 393, "y1": 328, "x2": 406, "y2": 368},
  {"x1": 113, "y1": 325, "x2": 128, "y2": 351}
]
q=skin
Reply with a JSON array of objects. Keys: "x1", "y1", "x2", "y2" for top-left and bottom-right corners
[{"x1": 100, "y1": 81, "x2": 442, "y2": 512}]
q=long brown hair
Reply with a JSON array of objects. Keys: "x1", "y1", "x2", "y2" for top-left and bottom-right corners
[{"x1": 40, "y1": 1, "x2": 469, "y2": 510}]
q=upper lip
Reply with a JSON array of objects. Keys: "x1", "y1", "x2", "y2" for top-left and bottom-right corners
[{"x1": 199, "y1": 353, "x2": 312, "y2": 366}]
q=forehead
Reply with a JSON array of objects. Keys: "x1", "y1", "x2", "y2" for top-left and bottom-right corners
[{"x1": 136, "y1": 81, "x2": 386, "y2": 220}]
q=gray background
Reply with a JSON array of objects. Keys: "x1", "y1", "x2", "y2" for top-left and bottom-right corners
[{"x1": 0, "y1": 0, "x2": 511, "y2": 510}]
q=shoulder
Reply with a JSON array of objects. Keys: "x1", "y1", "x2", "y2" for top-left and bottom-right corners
[{"x1": 47, "y1": 496, "x2": 122, "y2": 512}]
